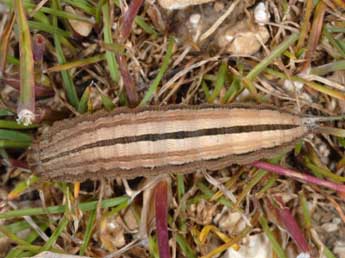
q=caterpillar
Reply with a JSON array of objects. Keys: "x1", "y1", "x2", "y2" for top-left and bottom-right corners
[{"x1": 27, "y1": 104, "x2": 332, "y2": 182}]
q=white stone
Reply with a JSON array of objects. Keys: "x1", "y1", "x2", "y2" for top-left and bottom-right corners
[
  {"x1": 189, "y1": 13, "x2": 201, "y2": 27},
  {"x1": 222, "y1": 233, "x2": 272, "y2": 258},
  {"x1": 254, "y1": 2, "x2": 270, "y2": 25},
  {"x1": 296, "y1": 252, "x2": 310, "y2": 258},
  {"x1": 283, "y1": 80, "x2": 304, "y2": 92},
  {"x1": 218, "y1": 21, "x2": 270, "y2": 55}
]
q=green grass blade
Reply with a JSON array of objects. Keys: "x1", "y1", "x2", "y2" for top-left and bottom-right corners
[
  {"x1": 195, "y1": 181, "x2": 233, "y2": 208},
  {"x1": 102, "y1": 2, "x2": 120, "y2": 82},
  {"x1": 148, "y1": 236, "x2": 160, "y2": 258},
  {"x1": 311, "y1": 60, "x2": 345, "y2": 76},
  {"x1": 5, "y1": 223, "x2": 48, "y2": 258},
  {"x1": 77, "y1": 87, "x2": 90, "y2": 114},
  {"x1": 52, "y1": 0, "x2": 79, "y2": 109},
  {"x1": 235, "y1": 169, "x2": 267, "y2": 208},
  {"x1": 177, "y1": 174, "x2": 186, "y2": 231},
  {"x1": 323, "y1": 247, "x2": 337, "y2": 258},
  {"x1": 0, "y1": 129, "x2": 32, "y2": 142},
  {"x1": 46, "y1": 54, "x2": 105, "y2": 73},
  {"x1": 53, "y1": 36, "x2": 79, "y2": 108},
  {"x1": 3, "y1": 0, "x2": 94, "y2": 22},
  {"x1": 0, "y1": 109, "x2": 15, "y2": 117},
  {"x1": 0, "y1": 221, "x2": 31, "y2": 238},
  {"x1": 140, "y1": 36, "x2": 175, "y2": 105},
  {"x1": 63, "y1": 0, "x2": 96, "y2": 15},
  {"x1": 27, "y1": 21, "x2": 70, "y2": 37},
  {"x1": 0, "y1": 120, "x2": 37, "y2": 129},
  {"x1": 176, "y1": 234, "x2": 197, "y2": 258},
  {"x1": 101, "y1": 93, "x2": 115, "y2": 111},
  {"x1": 201, "y1": 80, "x2": 211, "y2": 99},
  {"x1": 0, "y1": 196, "x2": 129, "y2": 219},
  {"x1": 246, "y1": 32, "x2": 299, "y2": 81},
  {"x1": 8, "y1": 175, "x2": 39, "y2": 200},
  {"x1": 259, "y1": 216, "x2": 287, "y2": 258},
  {"x1": 324, "y1": 27, "x2": 345, "y2": 58},
  {"x1": 79, "y1": 209, "x2": 96, "y2": 255},
  {"x1": 134, "y1": 16, "x2": 158, "y2": 38},
  {"x1": 208, "y1": 62, "x2": 227, "y2": 103},
  {"x1": 0, "y1": 225, "x2": 41, "y2": 252},
  {"x1": 0, "y1": 139, "x2": 31, "y2": 148},
  {"x1": 6, "y1": 55, "x2": 20, "y2": 65},
  {"x1": 222, "y1": 76, "x2": 241, "y2": 103},
  {"x1": 40, "y1": 216, "x2": 69, "y2": 252}
]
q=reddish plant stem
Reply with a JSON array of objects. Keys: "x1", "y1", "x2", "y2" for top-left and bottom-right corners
[
  {"x1": 116, "y1": 0, "x2": 143, "y2": 106},
  {"x1": 2, "y1": 76, "x2": 54, "y2": 97},
  {"x1": 32, "y1": 34, "x2": 46, "y2": 63},
  {"x1": 251, "y1": 161, "x2": 345, "y2": 193},
  {"x1": 274, "y1": 197, "x2": 310, "y2": 253},
  {"x1": 1, "y1": 158, "x2": 29, "y2": 170},
  {"x1": 154, "y1": 180, "x2": 171, "y2": 258},
  {"x1": 120, "y1": 0, "x2": 144, "y2": 40},
  {"x1": 116, "y1": 55, "x2": 139, "y2": 106}
]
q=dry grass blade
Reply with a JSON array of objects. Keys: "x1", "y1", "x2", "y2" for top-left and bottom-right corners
[
  {"x1": 199, "y1": 0, "x2": 240, "y2": 42},
  {"x1": 303, "y1": 1, "x2": 327, "y2": 71},
  {"x1": 0, "y1": 13, "x2": 15, "y2": 74},
  {"x1": 296, "y1": 0, "x2": 313, "y2": 51}
]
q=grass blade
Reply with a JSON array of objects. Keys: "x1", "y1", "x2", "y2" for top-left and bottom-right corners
[
  {"x1": 303, "y1": 1, "x2": 327, "y2": 70},
  {"x1": 46, "y1": 54, "x2": 105, "y2": 73},
  {"x1": 15, "y1": 0, "x2": 35, "y2": 125},
  {"x1": 0, "y1": 120, "x2": 37, "y2": 129},
  {"x1": 245, "y1": 32, "x2": 299, "y2": 81},
  {"x1": 77, "y1": 86, "x2": 91, "y2": 114},
  {"x1": 52, "y1": 0, "x2": 79, "y2": 109},
  {"x1": 120, "y1": 0, "x2": 144, "y2": 40},
  {"x1": 0, "y1": 129, "x2": 31, "y2": 142},
  {"x1": 208, "y1": 62, "x2": 227, "y2": 103},
  {"x1": 0, "y1": 196, "x2": 129, "y2": 219},
  {"x1": 0, "y1": 13, "x2": 15, "y2": 74},
  {"x1": 40, "y1": 216, "x2": 69, "y2": 252},
  {"x1": 140, "y1": 36, "x2": 175, "y2": 105},
  {"x1": 102, "y1": 2, "x2": 120, "y2": 82},
  {"x1": 79, "y1": 209, "x2": 96, "y2": 255},
  {"x1": 259, "y1": 216, "x2": 287, "y2": 258}
]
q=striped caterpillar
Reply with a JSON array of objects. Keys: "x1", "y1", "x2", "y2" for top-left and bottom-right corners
[{"x1": 27, "y1": 104, "x2": 335, "y2": 182}]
